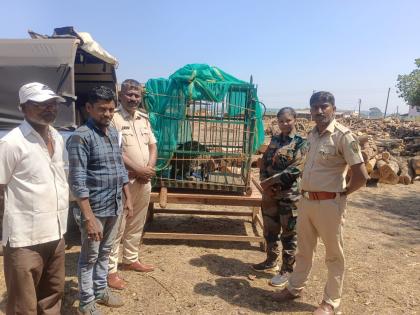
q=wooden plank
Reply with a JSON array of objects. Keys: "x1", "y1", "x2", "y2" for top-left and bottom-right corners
[
  {"x1": 252, "y1": 176, "x2": 263, "y2": 194},
  {"x1": 146, "y1": 203, "x2": 154, "y2": 224},
  {"x1": 159, "y1": 187, "x2": 168, "y2": 208},
  {"x1": 143, "y1": 232, "x2": 264, "y2": 243},
  {"x1": 153, "y1": 208, "x2": 253, "y2": 216},
  {"x1": 254, "y1": 213, "x2": 264, "y2": 230},
  {"x1": 150, "y1": 180, "x2": 262, "y2": 207},
  {"x1": 150, "y1": 194, "x2": 261, "y2": 207},
  {"x1": 250, "y1": 212, "x2": 266, "y2": 251},
  {"x1": 252, "y1": 206, "x2": 259, "y2": 222}
]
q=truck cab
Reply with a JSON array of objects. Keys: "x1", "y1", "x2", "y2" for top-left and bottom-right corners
[{"x1": 0, "y1": 27, "x2": 119, "y2": 240}]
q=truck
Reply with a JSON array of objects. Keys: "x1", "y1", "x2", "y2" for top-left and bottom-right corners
[{"x1": 0, "y1": 26, "x2": 119, "y2": 242}]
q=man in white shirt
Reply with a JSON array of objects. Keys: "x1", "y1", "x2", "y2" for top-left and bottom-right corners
[{"x1": 0, "y1": 82, "x2": 69, "y2": 314}]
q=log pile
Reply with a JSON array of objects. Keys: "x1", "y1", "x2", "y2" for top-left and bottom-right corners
[
  {"x1": 368, "y1": 152, "x2": 413, "y2": 185},
  {"x1": 347, "y1": 117, "x2": 419, "y2": 185},
  {"x1": 340, "y1": 117, "x2": 420, "y2": 156},
  {"x1": 408, "y1": 157, "x2": 420, "y2": 179},
  {"x1": 357, "y1": 135, "x2": 378, "y2": 173}
]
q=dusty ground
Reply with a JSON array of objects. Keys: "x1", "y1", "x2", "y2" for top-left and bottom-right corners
[{"x1": 0, "y1": 182, "x2": 419, "y2": 315}]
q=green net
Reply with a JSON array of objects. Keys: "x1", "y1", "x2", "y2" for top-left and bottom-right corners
[{"x1": 144, "y1": 63, "x2": 265, "y2": 171}]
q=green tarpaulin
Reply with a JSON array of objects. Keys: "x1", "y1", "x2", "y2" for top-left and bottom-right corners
[{"x1": 144, "y1": 64, "x2": 264, "y2": 170}]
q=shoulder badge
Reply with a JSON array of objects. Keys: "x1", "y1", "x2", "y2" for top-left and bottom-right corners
[{"x1": 350, "y1": 141, "x2": 360, "y2": 153}]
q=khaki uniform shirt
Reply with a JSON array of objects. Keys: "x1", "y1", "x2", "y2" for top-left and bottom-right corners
[
  {"x1": 111, "y1": 106, "x2": 157, "y2": 169},
  {"x1": 301, "y1": 119, "x2": 363, "y2": 193}
]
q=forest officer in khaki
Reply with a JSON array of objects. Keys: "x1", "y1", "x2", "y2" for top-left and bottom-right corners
[
  {"x1": 108, "y1": 79, "x2": 158, "y2": 290},
  {"x1": 274, "y1": 91, "x2": 369, "y2": 315}
]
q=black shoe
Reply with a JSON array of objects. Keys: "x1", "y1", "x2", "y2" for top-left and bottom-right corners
[{"x1": 251, "y1": 260, "x2": 279, "y2": 272}]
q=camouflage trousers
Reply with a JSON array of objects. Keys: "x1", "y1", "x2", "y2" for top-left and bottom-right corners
[{"x1": 261, "y1": 193, "x2": 298, "y2": 273}]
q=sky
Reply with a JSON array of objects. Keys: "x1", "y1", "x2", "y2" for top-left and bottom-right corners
[{"x1": 1, "y1": 0, "x2": 419, "y2": 114}]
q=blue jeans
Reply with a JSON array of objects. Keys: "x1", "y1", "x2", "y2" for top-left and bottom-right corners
[{"x1": 74, "y1": 212, "x2": 120, "y2": 306}]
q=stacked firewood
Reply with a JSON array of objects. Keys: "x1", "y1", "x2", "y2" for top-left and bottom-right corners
[
  {"x1": 368, "y1": 152, "x2": 412, "y2": 185},
  {"x1": 349, "y1": 118, "x2": 420, "y2": 185},
  {"x1": 341, "y1": 117, "x2": 420, "y2": 156},
  {"x1": 403, "y1": 136, "x2": 420, "y2": 155},
  {"x1": 357, "y1": 135, "x2": 378, "y2": 174},
  {"x1": 323, "y1": 117, "x2": 419, "y2": 185},
  {"x1": 358, "y1": 134, "x2": 420, "y2": 184}
]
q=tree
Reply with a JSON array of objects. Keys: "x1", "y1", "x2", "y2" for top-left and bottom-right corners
[
  {"x1": 368, "y1": 107, "x2": 383, "y2": 118},
  {"x1": 396, "y1": 58, "x2": 420, "y2": 107}
]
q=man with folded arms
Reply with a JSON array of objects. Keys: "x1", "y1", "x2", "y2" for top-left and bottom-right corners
[
  {"x1": 0, "y1": 82, "x2": 69, "y2": 314},
  {"x1": 107, "y1": 79, "x2": 157, "y2": 290},
  {"x1": 273, "y1": 91, "x2": 369, "y2": 315}
]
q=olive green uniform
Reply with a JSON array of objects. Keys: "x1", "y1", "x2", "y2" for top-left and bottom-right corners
[{"x1": 259, "y1": 131, "x2": 307, "y2": 272}]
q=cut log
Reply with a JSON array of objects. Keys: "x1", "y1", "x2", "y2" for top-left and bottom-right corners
[
  {"x1": 381, "y1": 160, "x2": 399, "y2": 176},
  {"x1": 399, "y1": 175, "x2": 411, "y2": 185},
  {"x1": 407, "y1": 158, "x2": 415, "y2": 183},
  {"x1": 377, "y1": 138, "x2": 404, "y2": 143},
  {"x1": 379, "y1": 174, "x2": 400, "y2": 185},
  {"x1": 396, "y1": 158, "x2": 412, "y2": 185},
  {"x1": 376, "y1": 139, "x2": 404, "y2": 146},
  {"x1": 404, "y1": 143, "x2": 420, "y2": 153},
  {"x1": 362, "y1": 147, "x2": 377, "y2": 162},
  {"x1": 365, "y1": 158, "x2": 376, "y2": 174},
  {"x1": 159, "y1": 187, "x2": 168, "y2": 209},
  {"x1": 376, "y1": 160, "x2": 387, "y2": 170},
  {"x1": 409, "y1": 157, "x2": 420, "y2": 176},
  {"x1": 377, "y1": 159, "x2": 400, "y2": 185},
  {"x1": 370, "y1": 169, "x2": 380, "y2": 179},
  {"x1": 381, "y1": 151, "x2": 391, "y2": 161}
]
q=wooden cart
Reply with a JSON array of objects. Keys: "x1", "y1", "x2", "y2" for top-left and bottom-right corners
[{"x1": 143, "y1": 179, "x2": 264, "y2": 248}]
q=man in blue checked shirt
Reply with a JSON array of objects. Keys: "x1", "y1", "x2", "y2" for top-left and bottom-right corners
[{"x1": 67, "y1": 86, "x2": 133, "y2": 315}]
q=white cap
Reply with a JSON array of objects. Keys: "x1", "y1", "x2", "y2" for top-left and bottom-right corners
[{"x1": 19, "y1": 82, "x2": 66, "y2": 104}]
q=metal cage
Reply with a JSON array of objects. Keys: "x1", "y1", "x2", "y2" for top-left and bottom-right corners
[{"x1": 152, "y1": 83, "x2": 258, "y2": 194}]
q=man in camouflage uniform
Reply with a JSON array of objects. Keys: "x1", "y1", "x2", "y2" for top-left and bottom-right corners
[{"x1": 252, "y1": 107, "x2": 307, "y2": 287}]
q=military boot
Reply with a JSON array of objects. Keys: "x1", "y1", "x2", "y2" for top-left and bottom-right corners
[{"x1": 252, "y1": 242, "x2": 280, "y2": 272}]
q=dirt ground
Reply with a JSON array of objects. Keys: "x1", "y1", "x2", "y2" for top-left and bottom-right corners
[{"x1": 0, "y1": 182, "x2": 419, "y2": 315}]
